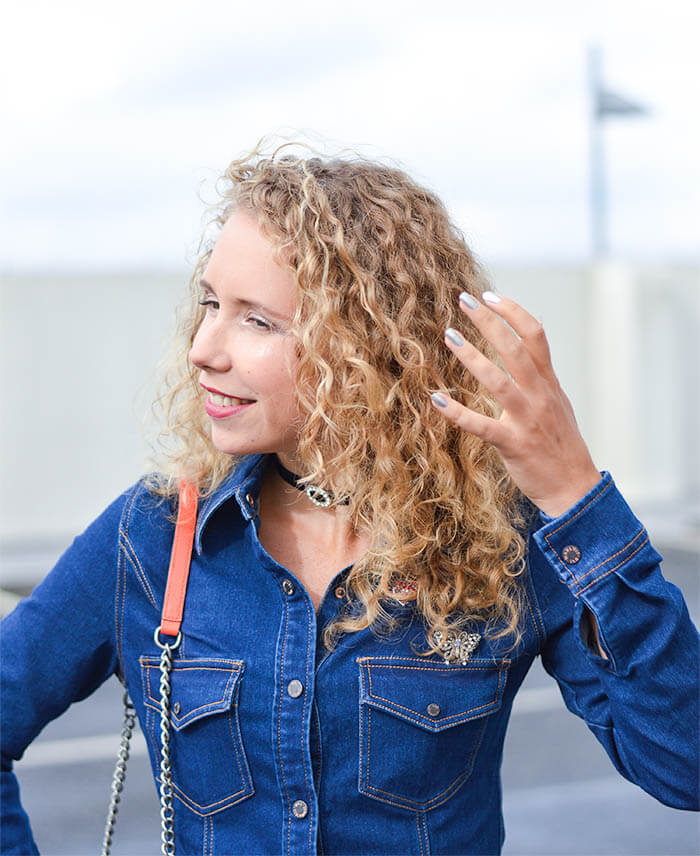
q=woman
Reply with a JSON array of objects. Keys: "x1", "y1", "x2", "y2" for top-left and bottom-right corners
[{"x1": 2, "y1": 144, "x2": 698, "y2": 855}]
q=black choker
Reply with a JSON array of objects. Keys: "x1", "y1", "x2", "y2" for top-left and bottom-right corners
[{"x1": 274, "y1": 456, "x2": 350, "y2": 507}]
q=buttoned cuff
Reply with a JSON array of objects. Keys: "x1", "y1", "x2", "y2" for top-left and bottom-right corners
[
  {"x1": 531, "y1": 472, "x2": 666, "y2": 668},
  {"x1": 532, "y1": 471, "x2": 656, "y2": 597}
]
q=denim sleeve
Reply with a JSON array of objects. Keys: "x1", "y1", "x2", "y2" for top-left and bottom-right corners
[
  {"x1": 528, "y1": 471, "x2": 700, "y2": 810},
  {"x1": 0, "y1": 486, "x2": 134, "y2": 854}
]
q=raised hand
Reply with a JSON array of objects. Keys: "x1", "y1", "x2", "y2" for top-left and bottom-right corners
[{"x1": 429, "y1": 290, "x2": 601, "y2": 518}]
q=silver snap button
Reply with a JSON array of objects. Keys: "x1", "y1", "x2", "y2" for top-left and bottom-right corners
[
  {"x1": 292, "y1": 799, "x2": 308, "y2": 819},
  {"x1": 172, "y1": 702, "x2": 181, "y2": 715},
  {"x1": 282, "y1": 579, "x2": 295, "y2": 596},
  {"x1": 427, "y1": 703, "x2": 440, "y2": 717},
  {"x1": 562, "y1": 544, "x2": 581, "y2": 564},
  {"x1": 245, "y1": 493, "x2": 255, "y2": 507},
  {"x1": 287, "y1": 679, "x2": 304, "y2": 698}
]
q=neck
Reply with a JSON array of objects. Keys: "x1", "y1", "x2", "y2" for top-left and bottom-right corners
[
  {"x1": 273, "y1": 454, "x2": 349, "y2": 508},
  {"x1": 258, "y1": 456, "x2": 352, "y2": 522},
  {"x1": 275, "y1": 451, "x2": 306, "y2": 473}
]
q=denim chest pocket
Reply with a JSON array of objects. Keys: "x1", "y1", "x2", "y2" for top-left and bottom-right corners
[
  {"x1": 140, "y1": 657, "x2": 254, "y2": 816},
  {"x1": 357, "y1": 656, "x2": 509, "y2": 811}
]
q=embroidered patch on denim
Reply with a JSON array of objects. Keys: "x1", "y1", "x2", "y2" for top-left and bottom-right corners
[{"x1": 391, "y1": 578, "x2": 418, "y2": 598}]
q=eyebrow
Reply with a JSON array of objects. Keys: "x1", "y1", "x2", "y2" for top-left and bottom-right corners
[{"x1": 199, "y1": 278, "x2": 291, "y2": 323}]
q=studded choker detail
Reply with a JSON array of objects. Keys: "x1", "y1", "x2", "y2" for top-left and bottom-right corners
[{"x1": 274, "y1": 456, "x2": 350, "y2": 508}]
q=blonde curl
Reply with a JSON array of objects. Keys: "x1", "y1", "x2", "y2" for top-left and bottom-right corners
[{"x1": 146, "y1": 139, "x2": 534, "y2": 655}]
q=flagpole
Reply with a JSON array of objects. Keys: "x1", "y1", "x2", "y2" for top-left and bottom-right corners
[
  {"x1": 586, "y1": 48, "x2": 650, "y2": 495},
  {"x1": 588, "y1": 45, "x2": 606, "y2": 259}
]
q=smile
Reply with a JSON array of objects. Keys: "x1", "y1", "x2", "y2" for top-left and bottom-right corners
[
  {"x1": 208, "y1": 393, "x2": 255, "y2": 407},
  {"x1": 204, "y1": 394, "x2": 256, "y2": 420}
]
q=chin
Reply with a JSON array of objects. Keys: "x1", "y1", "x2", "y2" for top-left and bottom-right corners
[
  {"x1": 208, "y1": 434, "x2": 275, "y2": 459},
  {"x1": 208, "y1": 424, "x2": 300, "y2": 460},
  {"x1": 208, "y1": 432, "x2": 257, "y2": 457}
]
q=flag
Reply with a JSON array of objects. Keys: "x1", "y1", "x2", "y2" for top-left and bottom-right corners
[{"x1": 596, "y1": 87, "x2": 648, "y2": 118}]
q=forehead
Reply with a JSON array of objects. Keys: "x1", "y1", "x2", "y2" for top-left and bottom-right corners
[{"x1": 203, "y1": 210, "x2": 296, "y2": 310}]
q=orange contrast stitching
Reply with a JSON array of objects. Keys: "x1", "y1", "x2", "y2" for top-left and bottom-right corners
[
  {"x1": 545, "y1": 479, "x2": 614, "y2": 536},
  {"x1": 568, "y1": 527, "x2": 645, "y2": 586},
  {"x1": 226, "y1": 708, "x2": 247, "y2": 792},
  {"x1": 276, "y1": 601, "x2": 292, "y2": 856},
  {"x1": 359, "y1": 665, "x2": 495, "y2": 811},
  {"x1": 356, "y1": 656, "x2": 509, "y2": 666},
  {"x1": 300, "y1": 594, "x2": 314, "y2": 853},
  {"x1": 578, "y1": 536, "x2": 650, "y2": 595},
  {"x1": 119, "y1": 528, "x2": 157, "y2": 607}
]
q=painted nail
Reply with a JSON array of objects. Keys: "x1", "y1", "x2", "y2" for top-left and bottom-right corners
[
  {"x1": 445, "y1": 327, "x2": 464, "y2": 347},
  {"x1": 459, "y1": 292, "x2": 479, "y2": 310},
  {"x1": 482, "y1": 290, "x2": 502, "y2": 304},
  {"x1": 430, "y1": 392, "x2": 449, "y2": 408}
]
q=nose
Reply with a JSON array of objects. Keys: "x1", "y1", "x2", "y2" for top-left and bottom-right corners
[{"x1": 189, "y1": 318, "x2": 232, "y2": 374}]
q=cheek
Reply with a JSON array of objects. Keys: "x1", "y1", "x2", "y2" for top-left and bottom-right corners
[
  {"x1": 275, "y1": 346, "x2": 300, "y2": 388},
  {"x1": 277, "y1": 367, "x2": 302, "y2": 418},
  {"x1": 248, "y1": 341, "x2": 299, "y2": 398}
]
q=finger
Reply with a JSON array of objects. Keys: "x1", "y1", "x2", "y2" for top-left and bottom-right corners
[
  {"x1": 457, "y1": 292, "x2": 541, "y2": 389},
  {"x1": 429, "y1": 391, "x2": 509, "y2": 447},
  {"x1": 459, "y1": 291, "x2": 554, "y2": 382},
  {"x1": 480, "y1": 291, "x2": 555, "y2": 377},
  {"x1": 443, "y1": 328, "x2": 529, "y2": 415}
]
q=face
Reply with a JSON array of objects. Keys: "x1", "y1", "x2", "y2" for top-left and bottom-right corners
[{"x1": 189, "y1": 209, "x2": 304, "y2": 466}]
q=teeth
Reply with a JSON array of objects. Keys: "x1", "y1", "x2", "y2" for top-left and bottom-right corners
[{"x1": 210, "y1": 393, "x2": 253, "y2": 407}]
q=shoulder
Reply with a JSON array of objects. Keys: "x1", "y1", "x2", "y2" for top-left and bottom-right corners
[
  {"x1": 42, "y1": 478, "x2": 176, "y2": 581},
  {"x1": 78, "y1": 476, "x2": 174, "y2": 536},
  {"x1": 115, "y1": 475, "x2": 178, "y2": 551},
  {"x1": 111, "y1": 478, "x2": 180, "y2": 616}
]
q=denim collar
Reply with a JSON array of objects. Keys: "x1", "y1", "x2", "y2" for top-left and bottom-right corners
[{"x1": 194, "y1": 453, "x2": 269, "y2": 554}]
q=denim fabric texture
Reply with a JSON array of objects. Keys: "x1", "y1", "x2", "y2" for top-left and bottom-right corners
[{"x1": 1, "y1": 453, "x2": 698, "y2": 855}]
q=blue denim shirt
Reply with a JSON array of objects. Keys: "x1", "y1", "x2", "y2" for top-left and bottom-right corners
[{"x1": 2, "y1": 453, "x2": 698, "y2": 855}]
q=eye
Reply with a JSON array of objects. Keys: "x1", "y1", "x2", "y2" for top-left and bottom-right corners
[
  {"x1": 246, "y1": 314, "x2": 273, "y2": 331},
  {"x1": 198, "y1": 297, "x2": 219, "y2": 312}
]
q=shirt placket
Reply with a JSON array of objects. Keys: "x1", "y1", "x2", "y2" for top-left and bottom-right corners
[{"x1": 275, "y1": 574, "x2": 319, "y2": 855}]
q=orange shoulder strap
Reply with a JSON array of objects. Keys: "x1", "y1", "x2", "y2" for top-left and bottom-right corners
[{"x1": 159, "y1": 480, "x2": 198, "y2": 638}]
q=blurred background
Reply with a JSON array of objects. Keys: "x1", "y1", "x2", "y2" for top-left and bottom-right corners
[{"x1": 1, "y1": 0, "x2": 698, "y2": 853}]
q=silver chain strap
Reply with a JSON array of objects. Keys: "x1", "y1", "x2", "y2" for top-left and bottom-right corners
[
  {"x1": 154, "y1": 627, "x2": 181, "y2": 856},
  {"x1": 101, "y1": 628, "x2": 181, "y2": 856},
  {"x1": 101, "y1": 691, "x2": 136, "y2": 856}
]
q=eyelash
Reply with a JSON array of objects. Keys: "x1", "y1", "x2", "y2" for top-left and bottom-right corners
[{"x1": 198, "y1": 298, "x2": 273, "y2": 331}]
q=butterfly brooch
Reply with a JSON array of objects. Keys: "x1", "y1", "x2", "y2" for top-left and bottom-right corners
[{"x1": 432, "y1": 630, "x2": 481, "y2": 665}]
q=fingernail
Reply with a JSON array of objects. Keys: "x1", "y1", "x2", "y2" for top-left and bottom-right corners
[
  {"x1": 445, "y1": 327, "x2": 464, "y2": 347},
  {"x1": 459, "y1": 292, "x2": 479, "y2": 310},
  {"x1": 430, "y1": 392, "x2": 448, "y2": 408},
  {"x1": 482, "y1": 290, "x2": 502, "y2": 304}
]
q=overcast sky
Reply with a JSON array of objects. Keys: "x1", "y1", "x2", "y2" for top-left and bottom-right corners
[{"x1": 1, "y1": 0, "x2": 698, "y2": 271}]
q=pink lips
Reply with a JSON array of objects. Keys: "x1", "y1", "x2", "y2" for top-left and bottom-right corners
[
  {"x1": 204, "y1": 398, "x2": 255, "y2": 419},
  {"x1": 200, "y1": 384, "x2": 256, "y2": 419}
]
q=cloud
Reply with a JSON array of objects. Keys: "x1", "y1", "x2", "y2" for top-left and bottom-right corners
[
  {"x1": 1, "y1": 0, "x2": 698, "y2": 268},
  {"x1": 106, "y1": 25, "x2": 384, "y2": 113}
]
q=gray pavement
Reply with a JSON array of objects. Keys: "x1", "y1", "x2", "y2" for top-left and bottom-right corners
[{"x1": 2, "y1": 538, "x2": 698, "y2": 855}]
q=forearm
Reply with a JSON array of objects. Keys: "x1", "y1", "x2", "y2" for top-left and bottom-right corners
[
  {"x1": 532, "y1": 472, "x2": 700, "y2": 809},
  {"x1": 0, "y1": 487, "x2": 131, "y2": 851}
]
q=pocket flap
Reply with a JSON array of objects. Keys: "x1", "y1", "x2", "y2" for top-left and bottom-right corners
[
  {"x1": 358, "y1": 657, "x2": 509, "y2": 732},
  {"x1": 140, "y1": 657, "x2": 245, "y2": 730}
]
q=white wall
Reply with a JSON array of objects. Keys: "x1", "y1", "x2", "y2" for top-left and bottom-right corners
[{"x1": 1, "y1": 272, "x2": 186, "y2": 541}]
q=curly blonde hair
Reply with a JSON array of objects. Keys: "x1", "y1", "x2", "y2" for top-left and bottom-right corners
[{"x1": 147, "y1": 141, "x2": 531, "y2": 653}]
